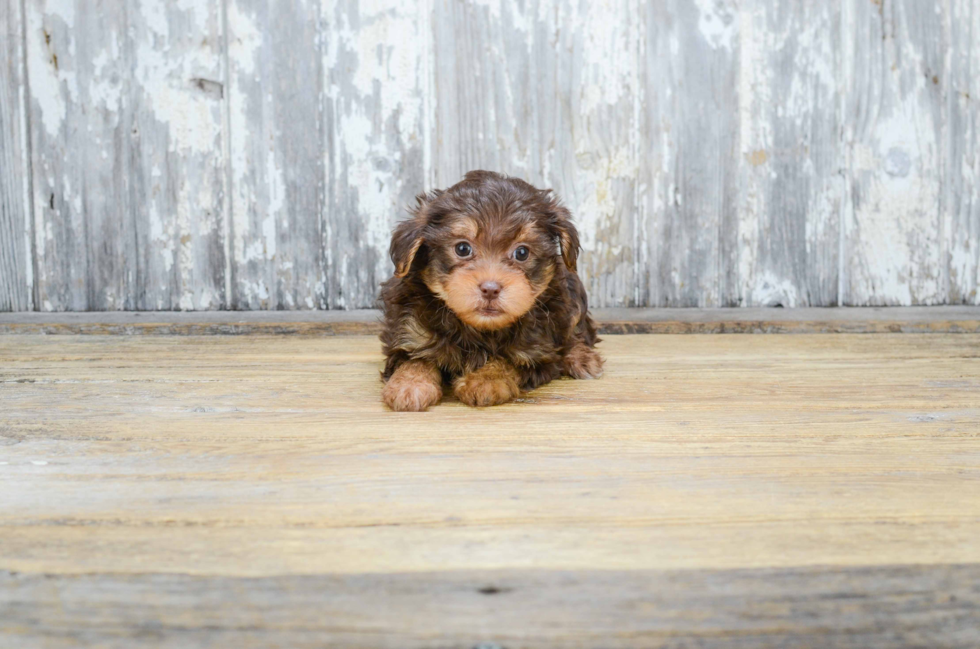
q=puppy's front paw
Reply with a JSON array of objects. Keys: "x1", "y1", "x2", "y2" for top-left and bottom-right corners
[
  {"x1": 563, "y1": 343, "x2": 604, "y2": 379},
  {"x1": 453, "y1": 359, "x2": 521, "y2": 407},
  {"x1": 383, "y1": 361, "x2": 443, "y2": 412}
]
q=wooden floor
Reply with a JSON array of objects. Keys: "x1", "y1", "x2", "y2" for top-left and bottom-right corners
[{"x1": 2, "y1": 333, "x2": 979, "y2": 647}]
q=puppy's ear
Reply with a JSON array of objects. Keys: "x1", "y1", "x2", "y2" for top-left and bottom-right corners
[
  {"x1": 545, "y1": 199, "x2": 580, "y2": 272},
  {"x1": 390, "y1": 218, "x2": 423, "y2": 278},
  {"x1": 391, "y1": 191, "x2": 440, "y2": 278}
]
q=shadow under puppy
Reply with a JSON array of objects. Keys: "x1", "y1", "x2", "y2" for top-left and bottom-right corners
[{"x1": 380, "y1": 170, "x2": 603, "y2": 411}]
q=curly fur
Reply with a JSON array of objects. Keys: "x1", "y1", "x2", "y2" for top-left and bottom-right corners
[{"x1": 380, "y1": 171, "x2": 602, "y2": 411}]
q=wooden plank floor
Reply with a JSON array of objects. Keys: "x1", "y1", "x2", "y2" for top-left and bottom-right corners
[{"x1": 1, "y1": 333, "x2": 979, "y2": 647}]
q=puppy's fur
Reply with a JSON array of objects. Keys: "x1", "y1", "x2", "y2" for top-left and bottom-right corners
[{"x1": 380, "y1": 170, "x2": 603, "y2": 411}]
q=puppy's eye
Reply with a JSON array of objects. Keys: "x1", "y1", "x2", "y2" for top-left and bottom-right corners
[
  {"x1": 454, "y1": 242, "x2": 473, "y2": 258},
  {"x1": 513, "y1": 245, "x2": 530, "y2": 262}
]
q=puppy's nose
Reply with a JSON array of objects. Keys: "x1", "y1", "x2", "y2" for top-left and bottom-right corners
[{"x1": 480, "y1": 281, "x2": 501, "y2": 300}]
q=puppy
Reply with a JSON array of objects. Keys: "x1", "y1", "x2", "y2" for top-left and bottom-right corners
[{"x1": 379, "y1": 170, "x2": 603, "y2": 411}]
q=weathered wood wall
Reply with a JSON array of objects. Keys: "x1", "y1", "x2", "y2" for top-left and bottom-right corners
[
  {"x1": 1, "y1": 0, "x2": 978, "y2": 311},
  {"x1": 0, "y1": 0, "x2": 33, "y2": 311}
]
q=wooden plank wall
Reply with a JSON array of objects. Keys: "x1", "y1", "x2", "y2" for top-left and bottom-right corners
[
  {"x1": 22, "y1": 0, "x2": 228, "y2": 311},
  {"x1": 1, "y1": 0, "x2": 978, "y2": 311},
  {"x1": 0, "y1": 0, "x2": 33, "y2": 311}
]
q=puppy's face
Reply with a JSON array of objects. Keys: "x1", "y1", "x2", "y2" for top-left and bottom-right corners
[
  {"x1": 421, "y1": 214, "x2": 555, "y2": 329},
  {"x1": 390, "y1": 172, "x2": 579, "y2": 331}
]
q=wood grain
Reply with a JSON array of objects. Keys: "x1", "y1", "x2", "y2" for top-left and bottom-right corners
[
  {"x1": 638, "y1": 0, "x2": 740, "y2": 307},
  {"x1": 0, "y1": 0, "x2": 33, "y2": 313},
  {"x1": 1, "y1": 333, "x2": 979, "y2": 644},
  {"x1": 25, "y1": 0, "x2": 228, "y2": 311},
  {"x1": 841, "y1": 0, "x2": 946, "y2": 306},
  {"x1": 737, "y1": 0, "x2": 842, "y2": 307},
  {"x1": 4, "y1": 566, "x2": 979, "y2": 648},
  {"x1": 5, "y1": 0, "x2": 980, "y2": 311},
  {"x1": 947, "y1": 0, "x2": 980, "y2": 305},
  {"x1": 2, "y1": 306, "x2": 980, "y2": 335},
  {"x1": 130, "y1": 0, "x2": 229, "y2": 311},
  {"x1": 429, "y1": 0, "x2": 537, "y2": 186},
  {"x1": 322, "y1": 0, "x2": 426, "y2": 309},
  {"x1": 226, "y1": 0, "x2": 325, "y2": 310}
]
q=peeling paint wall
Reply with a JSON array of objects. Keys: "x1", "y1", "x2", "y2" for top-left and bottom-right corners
[
  {"x1": 0, "y1": 0, "x2": 34, "y2": 311},
  {"x1": 1, "y1": 0, "x2": 978, "y2": 311}
]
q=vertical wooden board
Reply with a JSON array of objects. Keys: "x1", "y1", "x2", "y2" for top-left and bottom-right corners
[
  {"x1": 637, "y1": 0, "x2": 740, "y2": 307},
  {"x1": 431, "y1": 0, "x2": 638, "y2": 308},
  {"x1": 0, "y1": 0, "x2": 33, "y2": 311},
  {"x1": 840, "y1": 0, "x2": 946, "y2": 306},
  {"x1": 129, "y1": 0, "x2": 228, "y2": 310},
  {"x1": 737, "y1": 0, "x2": 842, "y2": 307},
  {"x1": 322, "y1": 0, "x2": 426, "y2": 309},
  {"x1": 26, "y1": 0, "x2": 129, "y2": 310},
  {"x1": 227, "y1": 0, "x2": 325, "y2": 310},
  {"x1": 26, "y1": 0, "x2": 226, "y2": 311},
  {"x1": 947, "y1": 0, "x2": 979, "y2": 305},
  {"x1": 540, "y1": 0, "x2": 638, "y2": 307},
  {"x1": 429, "y1": 0, "x2": 537, "y2": 185}
]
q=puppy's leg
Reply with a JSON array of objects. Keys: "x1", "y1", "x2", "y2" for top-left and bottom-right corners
[
  {"x1": 562, "y1": 342, "x2": 604, "y2": 379},
  {"x1": 383, "y1": 360, "x2": 443, "y2": 412},
  {"x1": 453, "y1": 359, "x2": 521, "y2": 407}
]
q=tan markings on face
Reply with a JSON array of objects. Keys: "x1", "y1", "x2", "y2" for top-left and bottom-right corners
[
  {"x1": 441, "y1": 262, "x2": 536, "y2": 330},
  {"x1": 448, "y1": 216, "x2": 479, "y2": 241},
  {"x1": 422, "y1": 265, "x2": 450, "y2": 303},
  {"x1": 515, "y1": 222, "x2": 540, "y2": 245},
  {"x1": 535, "y1": 263, "x2": 555, "y2": 296},
  {"x1": 423, "y1": 214, "x2": 557, "y2": 330}
]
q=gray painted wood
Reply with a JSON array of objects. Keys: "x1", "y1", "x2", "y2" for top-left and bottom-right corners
[
  {"x1": 638, "y1": 0, "x2": 740, "y2": 308},
  {"x1": 227, "y1": 0, "x2": 325, "y2": 309},
  {"x1": 25, "y1": 0, "x2": 227, "y2": 311},
  {"x1": 841, "y1": 0, "x2": 947, "y2": 306},
  {"x1": 321, "y1": 0, "x2": 426, "y2": 309},
  {"x1": 130, "y1": 1, "x2": 229, "y2": 311},
  {"x1": 6, "y1": 0, "x2": 980, "y2": 310},
  {"x1": 737, "y1": 0, "x2": 843, "y2": 307},
  {"x1": 947, "y1": 0, "x2": 980, "y2": 305},
  {"x1": 3, "y1": 566, "x2": 980, "y2": 648},
  {"x1": 26, "y1": 0, "x2": 118, "y2": 310},
  {"x1": 429, "y1": 0, "x2": 539, "y2": 186},
  {"x1": 0, "y1": 0, "x2": 33, "y2": 312}
]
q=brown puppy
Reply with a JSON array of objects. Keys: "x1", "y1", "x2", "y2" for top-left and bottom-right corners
[{"x1": 380, "y1": 170, "x2": 603, "y2": 411}]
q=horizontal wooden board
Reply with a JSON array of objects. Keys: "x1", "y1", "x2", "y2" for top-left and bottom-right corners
[
  {"x1": 1, "y1": 307, "x2": 979, "y2": 335},
  {"x1": 3, "y1": 565, "x2": 979, "y2": 648}
]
